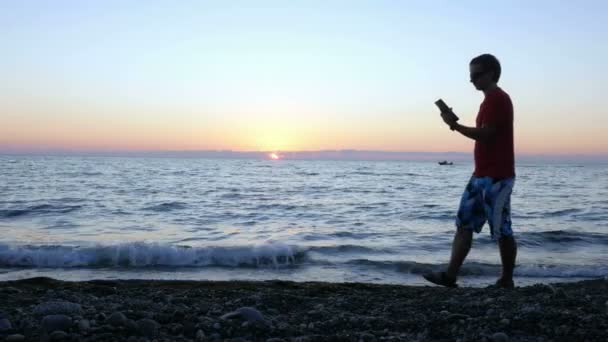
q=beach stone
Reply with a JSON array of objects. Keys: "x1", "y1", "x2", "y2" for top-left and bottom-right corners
[
  {"x1": 1, "y1": 287, "x2": 21, "y2": 294},
  {"x1": 42, "y1": 314, "x2": 72, "y2": 333},
  {"x1": 34, "y1": 301, "x2": 82, "y2": 316},
  {"x1": 447, "y1": 313, "x2": 470, "y2": 320},
  {"x1": 491, "y1": 332, "x2": 509, "y2": 342},
  {"x1": 49, "y1": 330, "x2": 69, "y2": 341},
  {"x1": 125, "y1": 319, "x2": 139, "y2": 334},
  {"x1": 183, "y1": 321, "x2": 197, "y2": 337},
  {"x1": 78, "y1": 319, "x2": 90, "y2": 333},
  {"x1": 108, "y1": 311, "x2": 127, "y2": 326},
  {"x1": 213, "y1": 322, "x2": 221, "y2": 329},
  {"x1": 195, "y1": 329, "x2": 206, "y2": 341},
  {"x1": 0, "y1": 317, "x2": 12, "y2": 331},
  {"x1": 137, "y1": 318, "x2": 159, "y2": 338},
  {"x1": 221, "y1": 306, "x2": 266, "y2": 325},
  {"x1": 266, "y1": 339, "x2": 286, "y2": 342},
  {"x1": 169, "y1": 323, "x2": 183, "y2": 335},
  {"x1": 359, "y1": 332, "x2": 377, "y2": 342},
  {"x1": 6, "y1": 334, "x2": 25, "y2": 342}
]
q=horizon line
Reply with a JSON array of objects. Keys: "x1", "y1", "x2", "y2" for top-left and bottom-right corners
[{"x1": 2, "y1": 148, "x2": 608, "y2": 162}]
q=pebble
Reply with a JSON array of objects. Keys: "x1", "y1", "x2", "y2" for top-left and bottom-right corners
[
  {"x1": 34, "y1": 301, "x2": 82, "y2": 316},
  {"x1": 195, "y1": 329, "x2": 206, "y2": 341},
  {"x1": 108, "y1": 312, "x2": 127, "y2": 327},
  {"x1": 500, "y1": 318, "x2": 510, "y2": 325},
  {"x1": 49, "y1": 330, "x2": 69, "y2": 341},
  {"x1": 6, "y1": 334, "x2": 25, "y2": 342},
  {"x1": 221, "y1": 306, "x2": 266, "y2": 325},
  {"x1": 0, "y1": 318, "x2": 12, "y2": 331},
  {"x1": 447, "y1": 313, "x2": 470, "y2": 320},
  {"x1": 137, "y1": 318, "x2": 159, "y2": 339},
  {"x1": 78, "y1": 319, "x2": 90, "y2": 333},
  {"x1": 491, "y1": 332, "x2": 509, "y2": 342},
  {"x1": 125, "y1": 319, "x2": 139, "y2": 334},
  {"x1": 42, "y1": 314, "x2": 72, "y2": 333},
  {"x1": 1, "y1": 287, "x2": 21, "y2": 294}
]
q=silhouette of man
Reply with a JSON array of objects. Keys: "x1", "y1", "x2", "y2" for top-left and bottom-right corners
[{"x1": 424, "y1": 54, "x2": 517, "y2": 288}]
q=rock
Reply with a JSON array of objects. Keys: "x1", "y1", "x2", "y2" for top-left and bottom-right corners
[
  {"x1": 500, "y1": 318, "x2": 510, "y2": 325},
  {"x1": 447, "y1": 313, "x2": 470, "y2": 320},
  {"x1": 0, "y1": 317, "x2": 12, "y2": 331},
  {"x1": 220, "y1": 306, "x2": 268, "y2": 328},
  {"x1": 108, "y1": 312, "x2": 127, "y2": 327},
  {"x1": 6, "y1": 334, "x2": 25, "y2": 342},
  {"x1": 137, "y1": 318, "x2": 159, "y2": 339},
  {"x1": 195, "y1": 329, "x2": 206, "y2": 341},
  {"x1": 183, "y1": 321, "x2": 197, "y2": 337},
  {"x1": 491, "y1": 332, "x2": 509, "y2": 342},
  {"x1": 266, "y1": 339, "x2": 286, "y2": 342},
  {"x1": 78, "y1": 319, "x2": 91, "y2": 333},
  {"x1": 359, "y1": 332, "x2": 377, "y2": 342},
  {"x1": 213, "y1": 322, "x2": 221, "y2": 330},
  {"x1": 125, "y1": 319, "x2": 139, "y2": 335},
  {"x1": 49, "y1": 330, "x2": 69, "y2": 341},
  {"x1": 170, "y1": 323, "x2": 183, "y2": 335},
  {"x1": 1, "y1": 287, "x2": 21, "y2": 294},
  {"x1": 552, "y1": 288, "x2": 568, "y2": 299},
  {"x1": 34, "y1": 301, "x2": 82, "y2": 316},
  {"x1": 42, "y1": 314, "x2": 72, "y2": 333}
]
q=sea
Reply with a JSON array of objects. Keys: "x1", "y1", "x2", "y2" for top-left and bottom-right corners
[{"x1": 1, "y1": 155, "x2": 607, "y2": 287}]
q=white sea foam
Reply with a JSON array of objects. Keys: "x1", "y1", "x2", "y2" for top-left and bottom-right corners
[{"x1": 0, "y1": 241, "x2": 299, "y2": 268}]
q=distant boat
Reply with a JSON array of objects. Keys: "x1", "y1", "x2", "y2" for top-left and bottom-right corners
[{"x1": 438, "y1": 161, "x2": 453, "y2": 165}]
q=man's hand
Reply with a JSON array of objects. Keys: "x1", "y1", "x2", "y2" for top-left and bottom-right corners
[{"x1": 440, "y1": 109, "x2": 458, "y2": 130}]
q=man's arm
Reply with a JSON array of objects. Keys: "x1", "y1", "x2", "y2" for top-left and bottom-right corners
[
  {"x1": 440, "y1": 111, "x2": 498, "y2": 143},
  {"x1": 452, "y1": 123, "x2": 498, "y2": 143}
]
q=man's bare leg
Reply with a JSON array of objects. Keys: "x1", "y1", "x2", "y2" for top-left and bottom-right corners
[
  {"x1": 445, "y1": 227, "x2": 473, "y2": 281},
  {"x1": 497, "y1": 235, "x2": 517, "y2": 286}
]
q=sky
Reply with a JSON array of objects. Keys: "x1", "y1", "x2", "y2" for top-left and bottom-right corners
[{"x1": 1, "y1": 0, "x2": 607, "y2": 156}]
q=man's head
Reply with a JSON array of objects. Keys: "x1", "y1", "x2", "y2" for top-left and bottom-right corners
[{"x1": 469, "y1": 54, "x2": 501, "y2": 91}]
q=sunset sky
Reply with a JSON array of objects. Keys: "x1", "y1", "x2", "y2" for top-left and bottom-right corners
[{"x1": 1, "y1": 1, "x2": 607, "y2": 156}]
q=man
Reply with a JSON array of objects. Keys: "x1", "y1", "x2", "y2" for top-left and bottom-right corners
[{"x1": 424, "y1": 54, "x2": 517, "y2": 289}]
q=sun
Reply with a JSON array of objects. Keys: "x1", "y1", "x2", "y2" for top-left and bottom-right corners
[{"x1": 269, "y1": 153, "x2": 280, "y2": 160}]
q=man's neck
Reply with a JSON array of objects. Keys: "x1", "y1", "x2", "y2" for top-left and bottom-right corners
[{"x1": 482, "y1": 83, "x2": 499, "y2": 96}]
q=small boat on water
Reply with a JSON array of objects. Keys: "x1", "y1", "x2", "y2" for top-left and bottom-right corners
[{"x1": 438, "y1": 160, "x2": 453, "y2": 165}]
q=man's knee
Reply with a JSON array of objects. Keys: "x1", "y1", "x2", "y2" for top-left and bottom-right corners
[
  {"x1": 455, "y1": 225, "x2": 474, "y2": 238},
  {"x1": 498, "y1": 234, "x2": 516, "y2": 246}
]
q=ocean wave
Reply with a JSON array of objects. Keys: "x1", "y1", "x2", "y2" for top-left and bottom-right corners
[
  {"x1": 0, "y1": 204, "x2": 82, "y2": 218},
  {"x1": 142, "y1": 202, "x2": 188, "y2": 212},
  {"x1": 514, "y1": 230, "x2": 608, "y2": 246},
  {"x1": 0, "y1": 241, "x2": 301, "y2": 268},
  {"x1": 307, "y1": 244, "x2": 391, "y2": 254}
]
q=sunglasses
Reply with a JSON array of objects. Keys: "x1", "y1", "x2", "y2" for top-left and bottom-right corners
[{"x1": 470, "y1": 70, "x2": 488, "y2": 81}]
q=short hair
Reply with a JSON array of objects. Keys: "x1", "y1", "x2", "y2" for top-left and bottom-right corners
[{"x1": 470, "y1": 54, "x2": 501, "y2": 82}]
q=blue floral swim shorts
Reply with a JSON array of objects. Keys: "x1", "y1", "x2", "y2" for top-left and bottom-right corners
[{"x1": 456, "y1": 176, "x2": 515, "y2": 239}]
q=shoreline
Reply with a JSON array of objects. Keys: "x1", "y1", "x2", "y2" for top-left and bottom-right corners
[{"x1": 0, "y1": 277, "x2": 607, "y2": 341}]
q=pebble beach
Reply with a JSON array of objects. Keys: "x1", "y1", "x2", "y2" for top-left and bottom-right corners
[{"x1": 1, "y1": 277, "x2": 607, "y2": 341}]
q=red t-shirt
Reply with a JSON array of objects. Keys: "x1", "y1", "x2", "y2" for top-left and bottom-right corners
[{"x1": 474, "y1": 87, "x2": 515, "y2": 178}]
